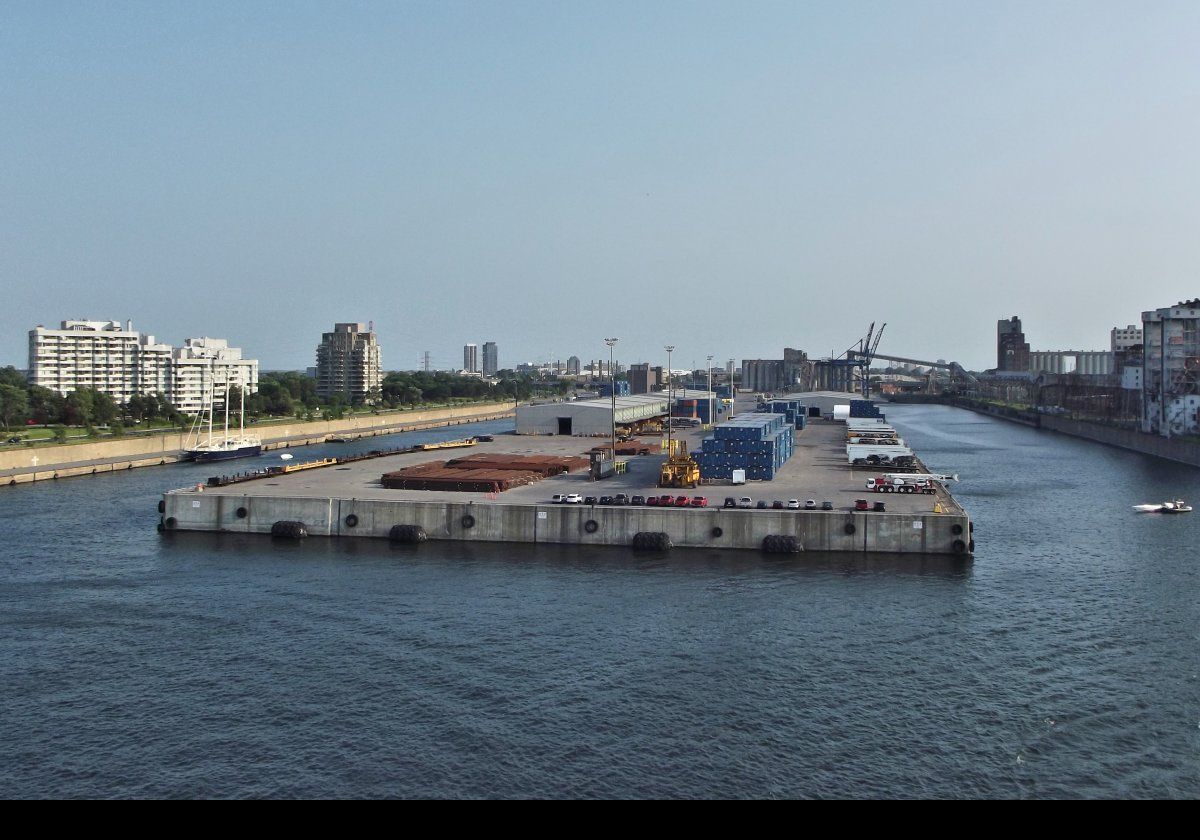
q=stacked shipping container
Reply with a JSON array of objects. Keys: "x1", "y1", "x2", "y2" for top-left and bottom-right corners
[
  {"x1": 756, "y1": 399, "x2": 809, "y2": 430},
  {"x1": 692, "y1": 414, "x2": 795, "y2": 481}
]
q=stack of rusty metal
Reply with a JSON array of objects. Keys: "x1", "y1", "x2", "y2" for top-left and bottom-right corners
[
  {"x1": 443, "y1": 453, "x2": 590, "y2": 475},
  {"x1": 381, "y1": 452, "x2": 590, "y2": 492}
]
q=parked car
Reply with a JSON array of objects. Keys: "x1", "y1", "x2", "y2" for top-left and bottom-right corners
[
  {"x1": 737, "y1": 497, "x2": 753, "y2": 509},
  {"x1": 821, "y1": 501, "x2": 833, "y2": 511},
  {"x1": 787, "y1": 500, "x2": 802, "y2": 509},
  {"x1": 690, "y1": 496, "x2": 708, "y2": 507},
  {"x1": 583, "y1": 496, "x2": 598, "y2": 505},
  {"x1": 771, "y1": 500, "x2": 784, "y2": 510},
  {"x1": 551, "y1": 493, "x2": 568, "y2": 504},
  {"x1": 873, "y1": 501, "x2": 886, "y2": 512},
  {"x1": 630, "y1": 495, "x2": 646, "y2": 506},
  {"x1": 564, "y1": 494, "x2": 584, "y2": 504},
  {"x1": 613, "y1": 494, "x2": 629, "y2": 506},
  {"x1": 756, "y1": 500, "x2": 769, "y2": 509},
  {"x1": 598, "y1": 496, "x2": 614, "y2": 505},
  {"x1": 724, "y1": 497, "x2": 737, "y2": 508},
  {"x1": 659, "y1": 494, "x2": 676, "y2": 506},
  {"x1": 854, "y1": 499, "x2": 870, "y2": 511}
]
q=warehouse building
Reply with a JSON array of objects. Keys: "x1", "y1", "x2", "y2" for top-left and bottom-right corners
[{"x1": 516, "y1": 395, "x2": 668, "y2": 436}]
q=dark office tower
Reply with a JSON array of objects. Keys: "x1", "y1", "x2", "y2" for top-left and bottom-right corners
[
  {"x1": 997, "y1": 316, "x2": 1030, "y2": 371},
  {"x1": 482, "y1": 341, "x2": 498, "y2": 377}
]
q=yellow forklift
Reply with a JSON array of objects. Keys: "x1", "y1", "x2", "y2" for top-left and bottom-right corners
[{"x1": 659, "y1": 438, "x2": 700, "y2": 488}]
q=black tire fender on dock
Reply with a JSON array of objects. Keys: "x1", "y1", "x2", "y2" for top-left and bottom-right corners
[
  {"x1": 157, "y1": 500, "x2": 165, "y2": 514},
  {"x1": 236, "y1": 506, "x2": 248, "y2": 519},
  {"x1": 952, "y1": 539, "x2": 967, "y2": 554},
  {"x1": 951, "y1": 523, "x2": 963, "y2": 535},
  {"x1": 164, "y1": 517, "x2": 177, "y2": 530},
  {"x1": 711, "y1": 526, "x2": 723, "y2": 539},
  {"x1": 584, "y1": 519, "x2": 599, "y2": 534},
  {"x1": 271, "y1": 520, "x2": 308, "y2": 539},
  {"x1": 844, "y1": 522, "x2": 856, "y2": 535},
  {"x1": 344, "y1": 513, "x2": 359, "y2": 528},
  {"x1": 461, "y1": 514, "x2": 476, "y2": 529}
]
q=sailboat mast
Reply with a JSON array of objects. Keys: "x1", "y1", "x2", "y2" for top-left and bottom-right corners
[
  {"x1": 206, "y1": 362, "x2": 213, "y2": 445},
  {"x1": 223, "y1": 374, "x2": 230, "y2": 442}
]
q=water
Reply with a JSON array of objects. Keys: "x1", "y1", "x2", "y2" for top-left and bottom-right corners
[{"x1": 1, "y1": 408, "x2": 1197, "y2": 798}]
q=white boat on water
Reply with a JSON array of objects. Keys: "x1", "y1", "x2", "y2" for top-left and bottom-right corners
[
  {"x1": 1132, "y1": 499, "x2": 1193, "y2": 514},
  {"x1": 183, "y1": 363, "x2": 262, "y2": 463}
]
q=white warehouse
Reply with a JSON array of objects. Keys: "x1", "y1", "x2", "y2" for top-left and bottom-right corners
[{"x1": 516, "y1": 395, "x2": 669, "y2": 436}]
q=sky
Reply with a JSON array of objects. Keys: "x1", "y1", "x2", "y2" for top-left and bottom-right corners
[{"x1": 3, "y1": 1, "x2": 1200, "y2": 372}]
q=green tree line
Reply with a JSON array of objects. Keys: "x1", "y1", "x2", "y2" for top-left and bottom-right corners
[{"x1": 0, "y1": 365, "x2": 566, "y2": 435}]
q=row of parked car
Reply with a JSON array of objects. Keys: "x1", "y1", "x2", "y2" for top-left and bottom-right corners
[
  {"x1": 552, "y1": 493, "x2": 710, "y2": 507},
  {"x1": 550, "y1": 493, "x2": 841, "y2": 511}
]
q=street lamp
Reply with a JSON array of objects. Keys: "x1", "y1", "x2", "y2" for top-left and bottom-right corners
[
  {"x1": 605, "y1": 338, "x2": 618, "y2": 468},
  {"x1": 664, "y1": 344, "x2": 675, "y2": 456},
  {"x1": 706, "y1": 354, "x2": 714, "y2": 429}
]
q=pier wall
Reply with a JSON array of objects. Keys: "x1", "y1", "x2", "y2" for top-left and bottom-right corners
[{"x1": 161, "y1": 492, "x2": 972, "y2": 556}]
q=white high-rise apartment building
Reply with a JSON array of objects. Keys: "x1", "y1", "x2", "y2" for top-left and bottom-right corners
[
  {"x1": 170, "y1": 338, "x2": 260, "y2": 415},
  {"x1": 28, "y1": 320, "x2": 259, "y2": 412},
  {"x1": 463, "y1": 343, "x2": 479, "y2": 373}
]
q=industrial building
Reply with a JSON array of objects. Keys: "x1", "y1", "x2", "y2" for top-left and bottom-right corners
[
  {"x1": 628, "y1": 363, "x2": 664, "y2": 394},
  {"x1": 516, "y1": 395, "x2": 668, "y2": 436},
  {"x1": 741, "y1": 348, "x2": 810, "y2": 393},
  {"x1": 997, "y1": 316, "x2": 1031, "y2": 372},
  {"x1": 1142, "y1": 299, "x2": 1200, "y2": 437},
  {"x1": 315, "y1": 323, "x2": 382, "y2": 404}
]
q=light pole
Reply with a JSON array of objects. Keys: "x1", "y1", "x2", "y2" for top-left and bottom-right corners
[
  {"x1": 664, "y1": 344, "x2": 675, "y2": 456},
  {"x1": 605, "y1": 338, "x2": 618, "y2": 467},
  {"x1": 706, "y1": 354, "x2": 714, "y2": 428}
]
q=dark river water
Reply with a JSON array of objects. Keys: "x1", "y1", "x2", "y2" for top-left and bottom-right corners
[{"x1": 0, "y1": 407, "x2": 1197, "y2": 798}]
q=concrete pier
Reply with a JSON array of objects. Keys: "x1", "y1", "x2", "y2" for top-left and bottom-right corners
[{"x1": 160, "y1": 420, "x2": 973, "y2": 556}]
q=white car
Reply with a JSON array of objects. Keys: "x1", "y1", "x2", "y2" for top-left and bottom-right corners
[
  {"x1": 736, "y1": 497, "x2": 753, "y2": 509},
  {"x1": 564, "y1": 494, "x2": 584, "y2": 504},
  {"x1": 786, "y1": 499, "x2": 801, "y2": 509},
  {"x1": 551, "y1": 494, "x2": 568, "y2": 504}
]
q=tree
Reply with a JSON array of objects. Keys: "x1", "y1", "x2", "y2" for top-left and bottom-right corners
[
  {"x1": 65, "y1": 388, "x2": 95, "y2": 426},
  {"x1": 0, "y1": 366, "x2": 27, "y2": 389},
  {"x1": 27, "y1": 386, "x2": 65, "y2": 425},
  {"x1": 0, "y1": 384, "x2": 28, "y2": 430}
]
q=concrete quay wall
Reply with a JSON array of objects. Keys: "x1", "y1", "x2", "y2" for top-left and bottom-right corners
[
  {"x1": 161, "y1": 492, "x2": 973, "y2": 556},
  {"x1": 1, "y1": 402, "x2": 515, "y2": 478}
]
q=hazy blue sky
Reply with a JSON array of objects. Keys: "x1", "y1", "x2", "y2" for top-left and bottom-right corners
[{"x1": 4, "y1": 1, "x2": 1199, "y2": 372}]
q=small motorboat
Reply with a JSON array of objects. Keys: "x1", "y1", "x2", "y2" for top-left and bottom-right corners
[{"x1": 1133, "y1": 499, "x2": 1193, "y2": 513}]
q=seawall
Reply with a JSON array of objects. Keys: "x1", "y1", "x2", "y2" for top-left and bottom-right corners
[
  {"x1": 161, "y1": 493, "x2": 973, "y2": 556},
  {"x1": 905, "y1": 398, "x2": 1200, "y2": 467},
  {"x1": 2, "y1": 402, "x2": 515, "y2": 486}
]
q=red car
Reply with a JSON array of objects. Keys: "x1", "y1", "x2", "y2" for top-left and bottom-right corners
[
  {"x1": 674, "y1": 495, "x2": 690, "y2": 507},
  {"x1": 658, "y1": 495, "x2": 676, "y2": 506},
  {"x1": 690, "y1": 496, "x2": 708, "y2": 508},
  {"x1": 854, "y1": 498, "x2": 870, "y2": 511},
  {"x1": 646, "y1": 496, "x2": 660, "y2": 507}
]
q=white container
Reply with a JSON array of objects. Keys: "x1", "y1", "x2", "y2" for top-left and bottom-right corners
[{"x1": 731, "y1": 469, "x2": 746, "y2": 485}]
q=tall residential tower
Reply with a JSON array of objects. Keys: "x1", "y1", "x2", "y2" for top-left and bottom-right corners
[{"x1": 316, "y1": 323, "x2": 383, "y2": 404}]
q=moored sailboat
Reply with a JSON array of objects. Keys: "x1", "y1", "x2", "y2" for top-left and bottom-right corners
[{"x1": 183, "y1": 364, "x2": 262, "y2": 463}]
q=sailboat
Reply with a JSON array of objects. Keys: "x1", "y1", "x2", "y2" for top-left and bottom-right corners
[{"x1": 183, "y1": 363, "x2": 262, "y2": 463}]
